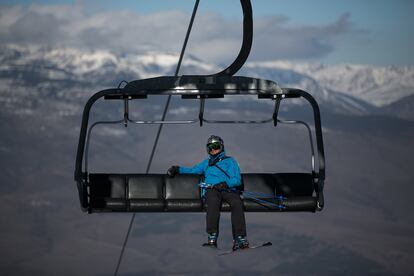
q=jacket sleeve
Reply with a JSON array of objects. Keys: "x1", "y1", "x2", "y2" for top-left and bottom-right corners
[
  {"x1": 224, "y1": 159, "x2": 241, "y2": 188},
  {"x1": 179, "y1": 159, "x2": 207, "y2": 175}
]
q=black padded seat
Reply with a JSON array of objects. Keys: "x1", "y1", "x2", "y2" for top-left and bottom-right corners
[
  {"x1": 166, "y1": 200, "x2": 202, "y2": 212},
  {"x1": 89, "y1": 174, "x2": 127, "y2": 210},
  {"x1": 128, "y1": 174, "x2": 164, "y2": 211},
  {"x1": 274, "y1": 173, "x2": 317, "y2": 211},
  {"x1": 128, "y1": 174, "x2": 164, "y2": 198},
  {"x1": 242, "y1": 174, "x2": 278, "y2": 211},
  {"x1": 274, "y1": 173, "x2": 314, "y2": 197},
  {"x1": 105, "y1": 198, "x2": 127, "y2": 211},
  {"x1": 129, "y1": 199, "x2": 165, "y2": 212},
  {"x1": 283, "y1": 197, "x2": 317, "y2": 211},
  {"x1": 165, "y1": 175, "x2": 202, "y2": 211},
  {"x1": 86, "y1": 173, "x2": 317, "y2": 212}
]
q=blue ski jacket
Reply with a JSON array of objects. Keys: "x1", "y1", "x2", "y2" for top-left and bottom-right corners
[{"x1": 179, "y1": 150, "x2": 241, "y2": 197}]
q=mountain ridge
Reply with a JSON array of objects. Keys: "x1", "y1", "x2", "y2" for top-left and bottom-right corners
[
  {"x1": 247, "y1": 60, "x2": 414, "y2": 107},
  {"x1": 1, "y1": 45, "x2": 413, "y2": 120}
]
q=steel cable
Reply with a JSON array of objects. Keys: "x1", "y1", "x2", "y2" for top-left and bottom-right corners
[{"x1": 113, "y1": 1, "x2": 200, "y2": 275}]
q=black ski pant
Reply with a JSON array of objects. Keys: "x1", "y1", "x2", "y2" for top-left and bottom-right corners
[{"x1": 205, "y1": 189, "x2": 247, "y2": 238}]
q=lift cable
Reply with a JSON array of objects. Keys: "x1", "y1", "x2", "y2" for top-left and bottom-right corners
[{"x1": 113, "y1": 1, "x2": 200, "y2": 275}]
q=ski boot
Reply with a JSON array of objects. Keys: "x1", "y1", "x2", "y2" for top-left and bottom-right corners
[
  {"x1": 202, "y1": 233, "x2": 218, "y2": 248},
  {"x1": 232, "y1": 235, "x2": 249, "y2": 251}
]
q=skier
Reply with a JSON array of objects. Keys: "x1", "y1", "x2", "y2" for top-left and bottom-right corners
[{"x1": 167, "y1": 135, "x2": 249, "y2": 250}]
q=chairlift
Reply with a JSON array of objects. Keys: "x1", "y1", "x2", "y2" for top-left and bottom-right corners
[{"x1": 74, "y1": 0, "x2": 325, "y2": 214}]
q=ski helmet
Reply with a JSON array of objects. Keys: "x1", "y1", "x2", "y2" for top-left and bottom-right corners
[{"x1": 206, "y1": 135, "x2": 224, "y2": 154}]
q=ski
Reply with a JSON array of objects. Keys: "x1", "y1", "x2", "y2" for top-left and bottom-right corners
[{"x1": 218, "y1": 241, "x2": 272, "y2": 256}]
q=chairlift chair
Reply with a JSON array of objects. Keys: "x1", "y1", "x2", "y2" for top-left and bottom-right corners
[{"x1": 74, "y1": 0, "x2": 325, "y2": 214}]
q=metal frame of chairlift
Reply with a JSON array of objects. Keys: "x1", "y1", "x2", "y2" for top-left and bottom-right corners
[{"x1": 74, "y1": 0, "x2": 325, "y2": 212}]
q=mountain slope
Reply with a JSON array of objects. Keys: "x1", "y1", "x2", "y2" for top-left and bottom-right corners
[{"x1": 381, "y1": 94, "x2": 414, "y2": 120}]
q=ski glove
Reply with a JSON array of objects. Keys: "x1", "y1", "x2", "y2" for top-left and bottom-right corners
[
  {"x1": 213, "y1": 182, "x2": 229, "y2": 191},
  {"x1": 167, "y1": 166, "x2": 180, "y2": 177}
]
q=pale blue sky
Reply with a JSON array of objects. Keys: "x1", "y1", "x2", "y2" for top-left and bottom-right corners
[{"x1": 1, "y1": 0, "x2": 413, "y2": 65}]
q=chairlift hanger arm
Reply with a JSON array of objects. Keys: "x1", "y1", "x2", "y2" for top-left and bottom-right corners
[
  {"x1": 212, "y1": 0, "x2": 253, "y2": 76},
  {"x1": 114, "y1": 0, "x2": 253, "y2": 98}
]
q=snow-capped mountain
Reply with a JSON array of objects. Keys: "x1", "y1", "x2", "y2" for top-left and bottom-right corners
[
  {"x1": 1, "y1": 45, "x2": 413, "y2": 120},
  {"x1": 0, "y1": 45, "x2": 218, "y2": 83},
  {"x1": 248, "y1": 60, "x2": 414, "y2": 108},
  {"x1": 241, "y1": 64, "x2": 377, "y2": 116},
  {"x1": 311, "y1": 64, "x2": 414, "y2": 107}
]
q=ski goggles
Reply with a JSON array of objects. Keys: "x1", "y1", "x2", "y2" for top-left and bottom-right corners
[{"x1": 207, "y1": 142, "x2": 222, "y2": 152}]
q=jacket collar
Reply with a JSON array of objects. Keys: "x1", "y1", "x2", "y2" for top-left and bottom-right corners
[{"x1": 209, "y1": 150, "x2": 226, "y2": 160}]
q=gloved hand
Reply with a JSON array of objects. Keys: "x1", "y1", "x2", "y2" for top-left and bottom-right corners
[
  {"x1": 167, "y1": 166, "x2": 180, "y2": 177},
  {"x1": 213, "y1": 182, "x2": 229, "y2": 191}
]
